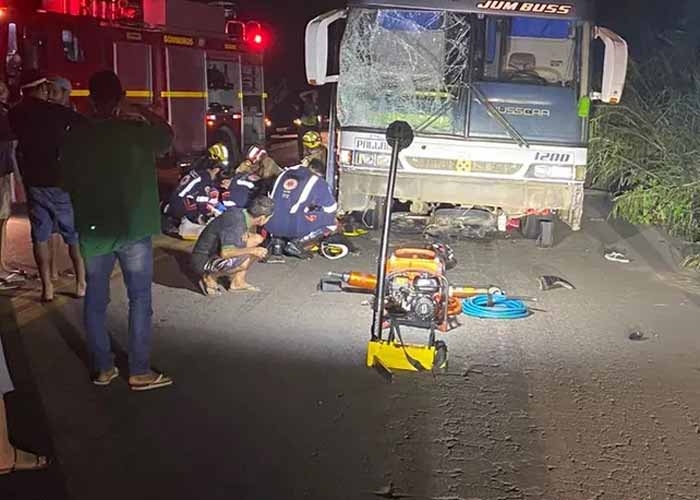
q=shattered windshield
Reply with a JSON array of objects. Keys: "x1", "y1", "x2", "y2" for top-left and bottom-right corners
[{"x1": 337, "y1": 9, "x2": 471, "y2": 136}]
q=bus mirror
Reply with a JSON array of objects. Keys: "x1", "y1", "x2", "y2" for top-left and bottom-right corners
[
  {"x1": 592, "y1": 27, "x2": 628, "y2": 105},
  {"x1": 305, "y1": 9, "x2": 347, "y2": 86}
]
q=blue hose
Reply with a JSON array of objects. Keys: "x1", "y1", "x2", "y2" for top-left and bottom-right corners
[{"x1": 462, "y1": 294, "x2": 529, "y2": 319}]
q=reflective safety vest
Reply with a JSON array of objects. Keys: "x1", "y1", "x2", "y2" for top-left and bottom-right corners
[
  {"x1": 265, "y1": 165, "x2": 337, "y2": 239},
  {"x1": 223, "y1": 173, "x2": 258, "y2": 209}
]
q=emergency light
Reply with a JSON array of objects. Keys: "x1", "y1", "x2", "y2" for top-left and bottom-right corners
[{"x1": 245, "y1": 21, "x2": 266, "y2": 50}]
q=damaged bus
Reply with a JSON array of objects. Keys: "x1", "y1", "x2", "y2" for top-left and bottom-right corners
[{"x1": 305, "y1": 0, "x2": 628, "y2": 239}]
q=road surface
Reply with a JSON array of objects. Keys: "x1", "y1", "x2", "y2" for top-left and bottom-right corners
[{"x1": 1, "y1": 181, "x2": 700, "y2": 500}]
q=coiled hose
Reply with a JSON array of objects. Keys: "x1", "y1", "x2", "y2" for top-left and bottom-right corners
[{"x1": 462, "y1": 294, "x2": 529, "y2": 319}]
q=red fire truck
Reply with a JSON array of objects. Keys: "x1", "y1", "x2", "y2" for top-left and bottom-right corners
[{"x1": 0, "y1": 0, "x2": 269, "y2": 166}]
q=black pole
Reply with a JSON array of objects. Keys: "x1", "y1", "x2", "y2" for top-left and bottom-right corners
[
  {"x1": 325, "y1": 83, "x2": 338, "y2": 192},
  {"x1": 370, "y1": 121, "x2": 414, "y2": 341}
]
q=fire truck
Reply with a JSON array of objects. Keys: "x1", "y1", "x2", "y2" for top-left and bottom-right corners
[{"x1": 0, "y1": 0, "x2": 269, "y2": 166}]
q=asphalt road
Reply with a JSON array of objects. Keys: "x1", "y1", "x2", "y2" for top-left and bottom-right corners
[{"x1": 2, "y1": 168, "x2": 700, "y2": 499}]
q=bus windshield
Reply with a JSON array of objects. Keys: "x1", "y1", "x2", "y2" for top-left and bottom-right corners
[
  {"x1": 337, "y1": 8, "x2": 471, "y2": 136},
  {"x1": 480, "y1": 16, "x2": 579, "y2": 87}
]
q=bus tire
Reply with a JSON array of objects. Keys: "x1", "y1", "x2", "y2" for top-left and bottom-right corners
[{"x1": 521, "y1": 214, "x2": 552, "y2": 240}]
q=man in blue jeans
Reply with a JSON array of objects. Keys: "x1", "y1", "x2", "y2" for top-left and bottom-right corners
[
  {"x1": 8, "y1": 70, "x2": 86, "y2": 301},
  {"x1": 60, "y1": 70, "x2": 174, "y2": 391}
]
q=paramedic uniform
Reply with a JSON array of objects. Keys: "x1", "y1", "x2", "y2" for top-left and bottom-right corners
[
  {"x1": 265, "y1": 165, "x2": 337, "y2": 240},
  {"x1": 222, "y1": 173, "x2": 258, "y2": 209}
]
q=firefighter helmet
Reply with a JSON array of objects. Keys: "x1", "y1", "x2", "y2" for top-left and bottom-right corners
[
  {"x1": 208, "y1": 143, "x2": 229, "y2": 165},
  {"x1": 302, "y1": 130, "x2": 322, "y2": 149},
  {"x1": 246, "y1": 144, "x2": 267, "y2": 163}
]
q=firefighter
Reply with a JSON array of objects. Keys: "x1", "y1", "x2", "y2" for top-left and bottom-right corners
[
  {"x1": 301, "y1": 130, "x2": 327, "y2": 168},
  {"x1": 234, "y1": 144, "x2": 282, "y2": 195},
  {"x1": 162, "y1": 143, "x2": 230, "y2": 230},
  {"x1": 265, "y1": 159, "x2": 343, "y2": 259},
  {"x1": 297, "y1": 90, "x2": 320, "y2": 159}
]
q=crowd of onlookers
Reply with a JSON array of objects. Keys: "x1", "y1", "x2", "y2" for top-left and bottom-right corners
[{"x1": 0, "y1": 68, "x2": 340, "y2": 476}]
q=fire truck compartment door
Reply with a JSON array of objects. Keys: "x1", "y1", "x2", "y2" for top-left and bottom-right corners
[
  {"x1": 166, "y1": 46, "x2": 207, "y2": 153},
  {"x1": 113, "y1": 42, "x2": 153, "y2": 105}
]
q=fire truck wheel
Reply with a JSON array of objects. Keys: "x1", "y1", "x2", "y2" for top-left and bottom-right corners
[{"x1": 211, "y1": 127, "x2": 241, "y2": 167}]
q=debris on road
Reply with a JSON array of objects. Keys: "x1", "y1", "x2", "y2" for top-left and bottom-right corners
[
  {"x1": 605, "y1": 250, "x2": 630, "y2": 263},
  {"x1": 371, "y1": 482, "x2": 413, "y2": 498},
  {"x1": 538, "y1": 275, "x2": 575, "y2": 291},
  {"x1": 628, "y1": 331, "x2": 647, "y2": 341}
]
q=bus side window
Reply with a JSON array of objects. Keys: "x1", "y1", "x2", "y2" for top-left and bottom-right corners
[{"x1": 62, "y1": 29, "x2": 84, "y2": 63}]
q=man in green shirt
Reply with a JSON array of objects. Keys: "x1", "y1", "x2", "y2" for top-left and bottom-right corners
[{"x1": 61, "y1": 70, "x2": 174, "y2": 391}]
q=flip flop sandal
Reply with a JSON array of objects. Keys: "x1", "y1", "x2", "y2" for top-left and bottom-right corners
[
  {"x1": 229, "y1": 285, "x2": 261, "y2": 293},
  {"x1": 0, "y1": 448, "x2": 50, "y2": 475},
  {"x1": 604, "y1": 251, "x2": 630, "y2": 263},
  {"x1": 93, "y1": 367, "x2": 119, "y2": 386},
  {"x1": 198, "y1": 279, "x2": 222, "y2": 297},
  {"x1": 0, "y1": 282, "x2": 22, "y2": 291},
  {"x1": 0, "y1": 272, "x2": 26, "y2": 284},
  {"x1": 130, "y1": 373, "x2": 173, "y2": 392},
  {"x1": 263, "y1": 256, "x2": 286, "y2": 264}
]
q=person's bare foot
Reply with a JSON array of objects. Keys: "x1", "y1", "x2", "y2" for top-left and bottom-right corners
[
  {"x1": 41, "y1": 283, "x2": 54, "y2": 302},
  {"x1": 0, "y1": 447, "x2": 49, "y2": 474},
  {"x1": 75, "y1": 280, "x2": 87, "y2": 298},
  {"x1": 229, "y1": 281, "x2": 260, "y2": 292}
]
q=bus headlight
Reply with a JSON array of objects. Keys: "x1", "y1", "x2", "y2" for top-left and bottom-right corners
[
  {"x1": 338, "y1": 149, "x2": 352, "y2": 165},
  {"x1": 529, "y1": 164, "x2": 574, "y2": 180},
  {"x1": 355, "y1": 152, "x2": 376, "y2": 166},
  {"x1": 375, "y1": 154, "x2": 391, "y2": 168}
]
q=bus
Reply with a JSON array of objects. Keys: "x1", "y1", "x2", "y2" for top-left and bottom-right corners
[{"x1": 305, "y1": 0, "x2": 628, "y2": 239}]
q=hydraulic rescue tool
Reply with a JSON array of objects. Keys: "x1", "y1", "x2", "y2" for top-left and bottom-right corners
[
  {"x1": 318, "y1": 121, "x2": 505, "y2": 374},
  {"x1": 365, "y1": 122, "x2": 442, "y2": 373}
]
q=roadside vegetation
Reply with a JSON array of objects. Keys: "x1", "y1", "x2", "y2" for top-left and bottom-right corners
[{"x1": 588, "y1": 30, "x2": 700, "y2": 270}]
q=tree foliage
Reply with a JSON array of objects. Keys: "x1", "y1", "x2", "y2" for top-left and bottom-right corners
[{"x1": 588, "y1": 5, "x2": 700, "y2": 267}]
